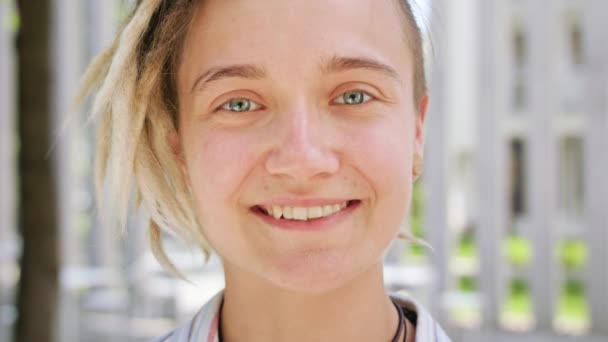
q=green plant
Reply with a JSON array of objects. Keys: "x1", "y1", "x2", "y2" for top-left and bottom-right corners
[
  {"x1": 503, "y1": 235, "x2": 532, "y2": 267},
  {"x1": 411, "y1": 182, "x2": 424, "y2": 219},
  {"x1": 555, "y1": 279, "x2": 590, "y2": 333},
  {"x1": 458, "y1": 276, "x2": 477, "y2": 292},
  {"x1": 456, "y1": 234, "x2": 477, "y2": 259},
  {"x1": 404, "y1": 182, "x2": 427, "y2": 261},
  {"x1": 501, "y1": 277, "x2": 534, "y2": 329},
  {"x1": 558, "y1": 239, "x2": 588, "y2": 270},
  {"x1": 506, "y1": 278, "x2": 532, "y2": 314},
  {"x1": 1, "y1": 1, "x2": 20, "y2": 32}
]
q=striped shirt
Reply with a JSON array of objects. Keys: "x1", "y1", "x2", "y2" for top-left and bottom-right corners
[{"x1": 151, "y1": 290, "x2": 451, "y2": 342}]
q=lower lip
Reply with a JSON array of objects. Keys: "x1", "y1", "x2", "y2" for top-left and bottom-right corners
[{"x1": 251, "y1": 200, "x2": 361, "y2": 232}]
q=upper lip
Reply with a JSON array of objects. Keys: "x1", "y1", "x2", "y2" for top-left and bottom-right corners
[{"x1": 253, "y1": 198, "x2": 359, "y2": 208}]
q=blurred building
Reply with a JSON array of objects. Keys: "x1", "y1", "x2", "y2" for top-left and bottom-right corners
[
  {"x1": 426, "y1": 0, "x2": 608, "y2": 340},
  {"x1": 1, "y1": 0, "x2": 607, "y2": 341}
]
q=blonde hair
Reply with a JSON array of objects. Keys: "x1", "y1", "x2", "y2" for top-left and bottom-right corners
[{"x1": 79, "y1": 0, "x2": 428, "y2": 277}]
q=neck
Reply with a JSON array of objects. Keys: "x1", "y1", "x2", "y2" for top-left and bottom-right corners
[{"x1": 220, "y1": 262, "x2": 399, "y2": 342}]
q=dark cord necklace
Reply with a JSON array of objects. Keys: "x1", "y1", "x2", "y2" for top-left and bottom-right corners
[{"x1": 390, "y1": 299, "x2": 407, "y2": 342}]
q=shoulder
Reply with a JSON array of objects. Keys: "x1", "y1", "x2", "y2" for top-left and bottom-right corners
[
  {"x1": 390, "y1": 291, "x2": 452, "y2": 342},
  {"x1": 149, "y1": 290, "x2": 224, "y2": 342}
]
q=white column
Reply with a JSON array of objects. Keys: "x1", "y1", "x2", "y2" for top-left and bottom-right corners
[
  {"x1": 526, "y1": 0, "x2": 559, "y2": 331},
  {"x1": 525, "y1": 0, "x2": 556, "y2": 331},
  {"x1": 477, "y1": 0, "x2": 508, "y2": 330},
  {"x1": 582, "y1": 0, "x2": 608, "y2": 335},
  {"x1": 53, "y1": 1, "x2": 85, "y2": 341},
  {"x1": 425, "y1": 0, "x2": 449, "y2": 323},
  {"x1": 52, "y1": 0, "x2": 85, "y2": 268}
]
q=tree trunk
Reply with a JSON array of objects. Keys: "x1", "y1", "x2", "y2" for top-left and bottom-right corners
[{"x1": 15, "y1": 0, "x2": 59, "y2": 341}]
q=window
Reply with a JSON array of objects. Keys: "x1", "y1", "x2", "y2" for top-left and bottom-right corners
[
  {"x1": 513, "y1": 26, "x2": 527, "y2": 69},
  {"x1": 558, "y1": 136, "x2": 584, "y2": 218},
  {"x1": 513, "y1": 77, "x2": 527, "y2": 110},
  {"x1": 566, "y1": 11, "x2": 585, "y2": 66},
  {"x1": 512, "y1": 22, "x2": 528, "y2": 110},
  {"x1": 509, "y1": 139, "x2": 527, "y2": 218}
]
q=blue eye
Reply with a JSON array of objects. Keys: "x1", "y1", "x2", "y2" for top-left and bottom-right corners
[
  {"x1": 333, "y1": 90, "x2": 373, "y2": 105},
  {"x1": 221, "y1": 98, "x2": 262, "y2": 112}
]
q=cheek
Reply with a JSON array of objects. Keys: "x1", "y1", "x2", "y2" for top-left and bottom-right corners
[
  {"x1": 182, "y1": 126, "x2": 258, "y2": 214},
  {"x1": 347, "y1": 117, "x2": 413, "y2": 188},
  {"x1": 345, "y1": 115, "x2": 415, "y2": 227}
]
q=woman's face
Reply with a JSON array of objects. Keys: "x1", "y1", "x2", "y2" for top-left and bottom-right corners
[{"x1": 176, "y1": 0, "x2": 426, "y2": 293}]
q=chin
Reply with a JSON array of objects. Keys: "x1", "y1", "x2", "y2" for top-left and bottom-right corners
[{"x1": 263, "y1": 250, "x2": 368, "y2": 295}]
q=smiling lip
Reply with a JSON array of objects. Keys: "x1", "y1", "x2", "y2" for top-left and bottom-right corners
[{"x1": 251, "y1": 200, "x2": 361, "y2": 232}]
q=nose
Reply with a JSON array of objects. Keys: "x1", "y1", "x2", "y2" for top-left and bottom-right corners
[{"x1": 264, "y1": 106, "x2": 340, "y2": 180}]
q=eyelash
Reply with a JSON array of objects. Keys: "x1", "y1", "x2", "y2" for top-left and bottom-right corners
[{"x1": 216, "y1": 90, "x2": 375, "y2": 113}]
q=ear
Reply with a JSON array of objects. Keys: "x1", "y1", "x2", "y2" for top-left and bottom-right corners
[{"x1": 414, "y1": 94, "x2": 429, "y2": 158}]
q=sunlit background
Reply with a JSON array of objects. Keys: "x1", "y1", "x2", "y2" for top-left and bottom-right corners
[{"x1": 0, "y1": 0, "x2": 606, "y2": 341}]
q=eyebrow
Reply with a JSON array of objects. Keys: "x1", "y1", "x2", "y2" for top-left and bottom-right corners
[
  {"x1": 190, "y1": 55, "x2": 400, "y2": 93},
  {"x1": 321, "y1": 55, "x2": 401, "y2": 82},
  {"x1": 191, "y1": 64, "x2": 267, "y2": 93}
]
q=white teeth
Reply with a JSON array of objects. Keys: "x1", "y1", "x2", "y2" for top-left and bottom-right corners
[
  {"x1": 259, "y1": 201, "x2": 354, "y2": 221},
  {"x1": 272, "y1": 206, "x2": 282, "y2": 220},
  {"x1": 292, "y1": 207, "x2": 308, "y2": 220},
  {"x1": 307, "y1": 206, "x2": 323, "y2": 219},
  {"x1": 283, "y1": 206, "x2": 293, "y2": 219}
]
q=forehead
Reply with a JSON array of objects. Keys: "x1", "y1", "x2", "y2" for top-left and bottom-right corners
[{"x1": 179, "y1": 0, "x2": 412, "y2": 85}]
